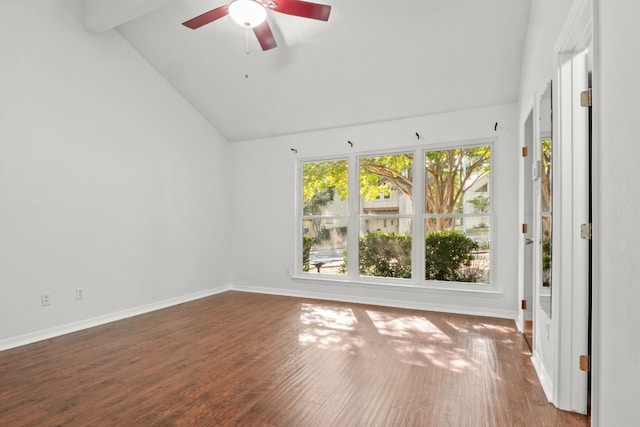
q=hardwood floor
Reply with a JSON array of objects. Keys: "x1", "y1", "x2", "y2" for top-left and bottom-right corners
[
  {"x1": 0, "y1": 291, "x2": 589, "y2": 426},
  {"x1": 524, "y1": 320, "x2": 533, "y2": 351}
]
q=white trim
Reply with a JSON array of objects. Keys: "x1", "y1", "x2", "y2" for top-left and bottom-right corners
[
  {"x1": 516, "y1": 96, "x2": 536, "y2": 334},
  {"x1": 291, "y1": 273, "x2": 500, "y2": 294},
  {"x1": 347, "y1": 154, "x2": 360, "y2": 279},
  {"x1": 293, "y1": 158, "x2": 303, "y2": 275},
  {"x1": 0, "y1": 285, "x2": 231, "y2": 352},
  {"x1": 554, "y1": 0, "x2": 593, "y2": 55},
  {"x1": 532, "y1": 351, "x2": 554, "y2": 401},
  {"x1": 530, "y1": 81, "x2": 554, "y2": 407},
  {"x1": 589, "y1": 1, "x2": 600, "y2": 423},
  {"x1": 230, "y1": 283, "x2": 516, "y2": 320}
]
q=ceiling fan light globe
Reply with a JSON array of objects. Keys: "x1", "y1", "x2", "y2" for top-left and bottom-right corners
[{"x1": 228, "y1": 0, "x2": 267, "y2": 28}]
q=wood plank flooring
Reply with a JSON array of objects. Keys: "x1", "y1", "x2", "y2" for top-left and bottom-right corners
[
  {"x1": 0, "y1": 291, "x2": 589, "y2": 426},
  {"x1": 524, "y1": 320, "x2": 533, "y2": 351}
]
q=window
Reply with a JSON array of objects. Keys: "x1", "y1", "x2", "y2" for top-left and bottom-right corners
[
  {"x1": 540, "y1": 138, "x2": 552, "y2": 288},
  {"x1": 298, "y1": 142, "x2": 493, "y2": 286},
  {"x1": 359, "y1": 153, "x2": 413, "y2": 279},
  {"x1": 424, "y1": 145, "x2": 491, "y2": 283},
  {"x1": 301, "y1": 159, "x2": 348, "y2": 275}
]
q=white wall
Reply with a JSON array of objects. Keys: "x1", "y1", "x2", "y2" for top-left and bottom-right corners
[
  {"x1": 594, "y1": 1, "x2": 640, "y2": 424},
  {"x1": 0, "y1": 0, "x2": 231, "y2": 347},
  {"x1": 518, "y1": 0, "x2": 575, "y2": 119},
  {"x1": 229, "y1": 104, "x2": 520, "y2": 318}
]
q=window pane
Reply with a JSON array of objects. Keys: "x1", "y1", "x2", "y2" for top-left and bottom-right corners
[
  {"x1": 358, "y1": 153, "x2": 413, "y2": 279},
  {"x1": 424, "y1": 218, "x2": 490, "y2": 284},
  {"x1": 425, "y1": 146, "x2": 491, "y2": 215},
  {"x1": 303, "y1": 160, "x2": 348, "y2": 217},
  {"x1": 359, "y1": 219, "x2": 413, "y2": 279},
  {"x1": 542, "y1": 214, "x2": 551, "y2": 288},
  {"x1": 303, "y1": 220, "x2": 347, "y2": 275},
  {"x1": 302, "y1": 159, "x2": 348, "y2": 275},
  {"x1": 359, "y1": 153, "x2": 413, "y2": 215}
]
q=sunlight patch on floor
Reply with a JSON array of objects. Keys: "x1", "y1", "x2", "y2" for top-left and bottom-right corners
[
  {"x1": 300, "y1": 304, "x2": 357, "y2": 330},
  {"x1": 296, "y1": 304, "x2": 504, "y2": 375},
  {"x1": 298, "y1": 303, "x2": 364, "y2": 352},
  {"x1": 366, "y1": 310, "x2": 452, "y2": 342}
]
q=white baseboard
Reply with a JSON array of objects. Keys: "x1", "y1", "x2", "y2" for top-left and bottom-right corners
[
  {"x1": 229, "y1": 283, "x2": 516, "y2": 320},
  {"x1": 0, "y1": 285, "x2": 231, "y2": 352},
  {"x1": 515, "y1": 311, "x2": 524, "y2": 333},
  {"x1": 531, "y1": 351, "x2": 554, "y2": 402}
]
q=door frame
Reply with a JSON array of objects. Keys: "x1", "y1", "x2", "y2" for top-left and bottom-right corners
[
  {"x1": 516, "y1": 99, "x2": 536, "y2": 335},
  {"x1": 551, "y1": 0, "x2": 592, "y2": 414}
]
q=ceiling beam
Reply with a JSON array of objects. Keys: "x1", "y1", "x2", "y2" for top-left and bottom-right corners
[{"x1": 84, "y1": 0, "x2": 178, "y2": 33}]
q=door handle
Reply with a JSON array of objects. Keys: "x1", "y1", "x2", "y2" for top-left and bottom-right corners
[{"x1": 525, "y1": 238, "x2": 535, "y2": 245}]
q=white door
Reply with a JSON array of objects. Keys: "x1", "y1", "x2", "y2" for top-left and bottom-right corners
[
  {"x1": 554, "y1": 47, "x2": 591, "y2": 414},
  {"x1": 521, "y1": 110, "x2": 535, "y2": 345}
]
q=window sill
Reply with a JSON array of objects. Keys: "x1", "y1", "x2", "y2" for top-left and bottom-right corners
[{"x1": 291, "y1": 274, "x2": 503, "y2": 297}]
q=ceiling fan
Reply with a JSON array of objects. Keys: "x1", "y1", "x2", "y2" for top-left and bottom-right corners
[{"x1": 182, "y1": 0, "x2": 332, "y2": 51}]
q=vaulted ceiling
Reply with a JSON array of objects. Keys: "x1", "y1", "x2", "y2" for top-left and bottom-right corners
[{"x1": 84, "y1": 0, "x2": 532, "y2": 141}]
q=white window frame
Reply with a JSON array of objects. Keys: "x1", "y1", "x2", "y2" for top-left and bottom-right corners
[{"x1": 295, "y1": 139, "x2": 496, "y2": 292}]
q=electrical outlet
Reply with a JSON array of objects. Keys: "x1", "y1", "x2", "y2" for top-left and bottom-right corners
[
  {"x1": 76, "y1": 287, "x2": 85, "y2": 300},
  {"x1": 41, "y1": 293, "x2": 51, "y2": 306}
]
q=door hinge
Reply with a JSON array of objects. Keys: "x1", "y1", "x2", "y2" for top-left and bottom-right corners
[
  {"x1": 579, "y1": 355, "x2": 590, "y2": 372},
  {"x1": 522, "y1": 223, "x2": 528, "y2": 234},
  {"x1": 580, "y1": 88, "x2": 592, "y2": 107},
  {"x1": 521, "y1": 299, "x2": 528, "y2": 310},
  {"x1": 580, "y1": 223, "x2": 592, "y2": 240},
  {"x1": 522, "y1": 146, "x2": 529, "y2": 157}
]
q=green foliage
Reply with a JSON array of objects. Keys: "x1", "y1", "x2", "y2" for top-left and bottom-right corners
[
  {"x1": 302, "y1": 236, "x2": 316, "y2": 272},
  {"x1": 542, "y1": 237, "x2": 552, "y2": 287},
  {"x1": 337, "y1": 230, "x2": 483, "y2": 282},
  {"x1": 425, "y1": 230, "x2": 479, "y2": 282},
  {"x1": 541, "y1": 139, "x2": 552, "y2": 176},
  {"x1": 468, "y1": 194, "x2": 490, "y2": 214},
  {"x1": 358, "y1": 231, "x2": 412, "y2": 278},
  {"x1": 302, "y1": 148, "x2": 491, "y2": 232},
  {"x1": 303, "y1": 188, "x2": 335, "y2": 216},
  {"x1": 359, "y1": 154, "x2": 413, "y2": 201},
  {"x1": 303, "y1": 156, "x2": 415, "y2": 210},
  {"x1": 303, "y1": 160, "x2": 348, "y2": 204}
]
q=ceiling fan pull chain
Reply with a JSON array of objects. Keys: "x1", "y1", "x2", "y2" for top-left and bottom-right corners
[
  {"x1": 244, "y1": 26, "x2": 250, "y2": 78},
  {"x1": 245, "y1": 26, "x2": 250, "y2": 55}
]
